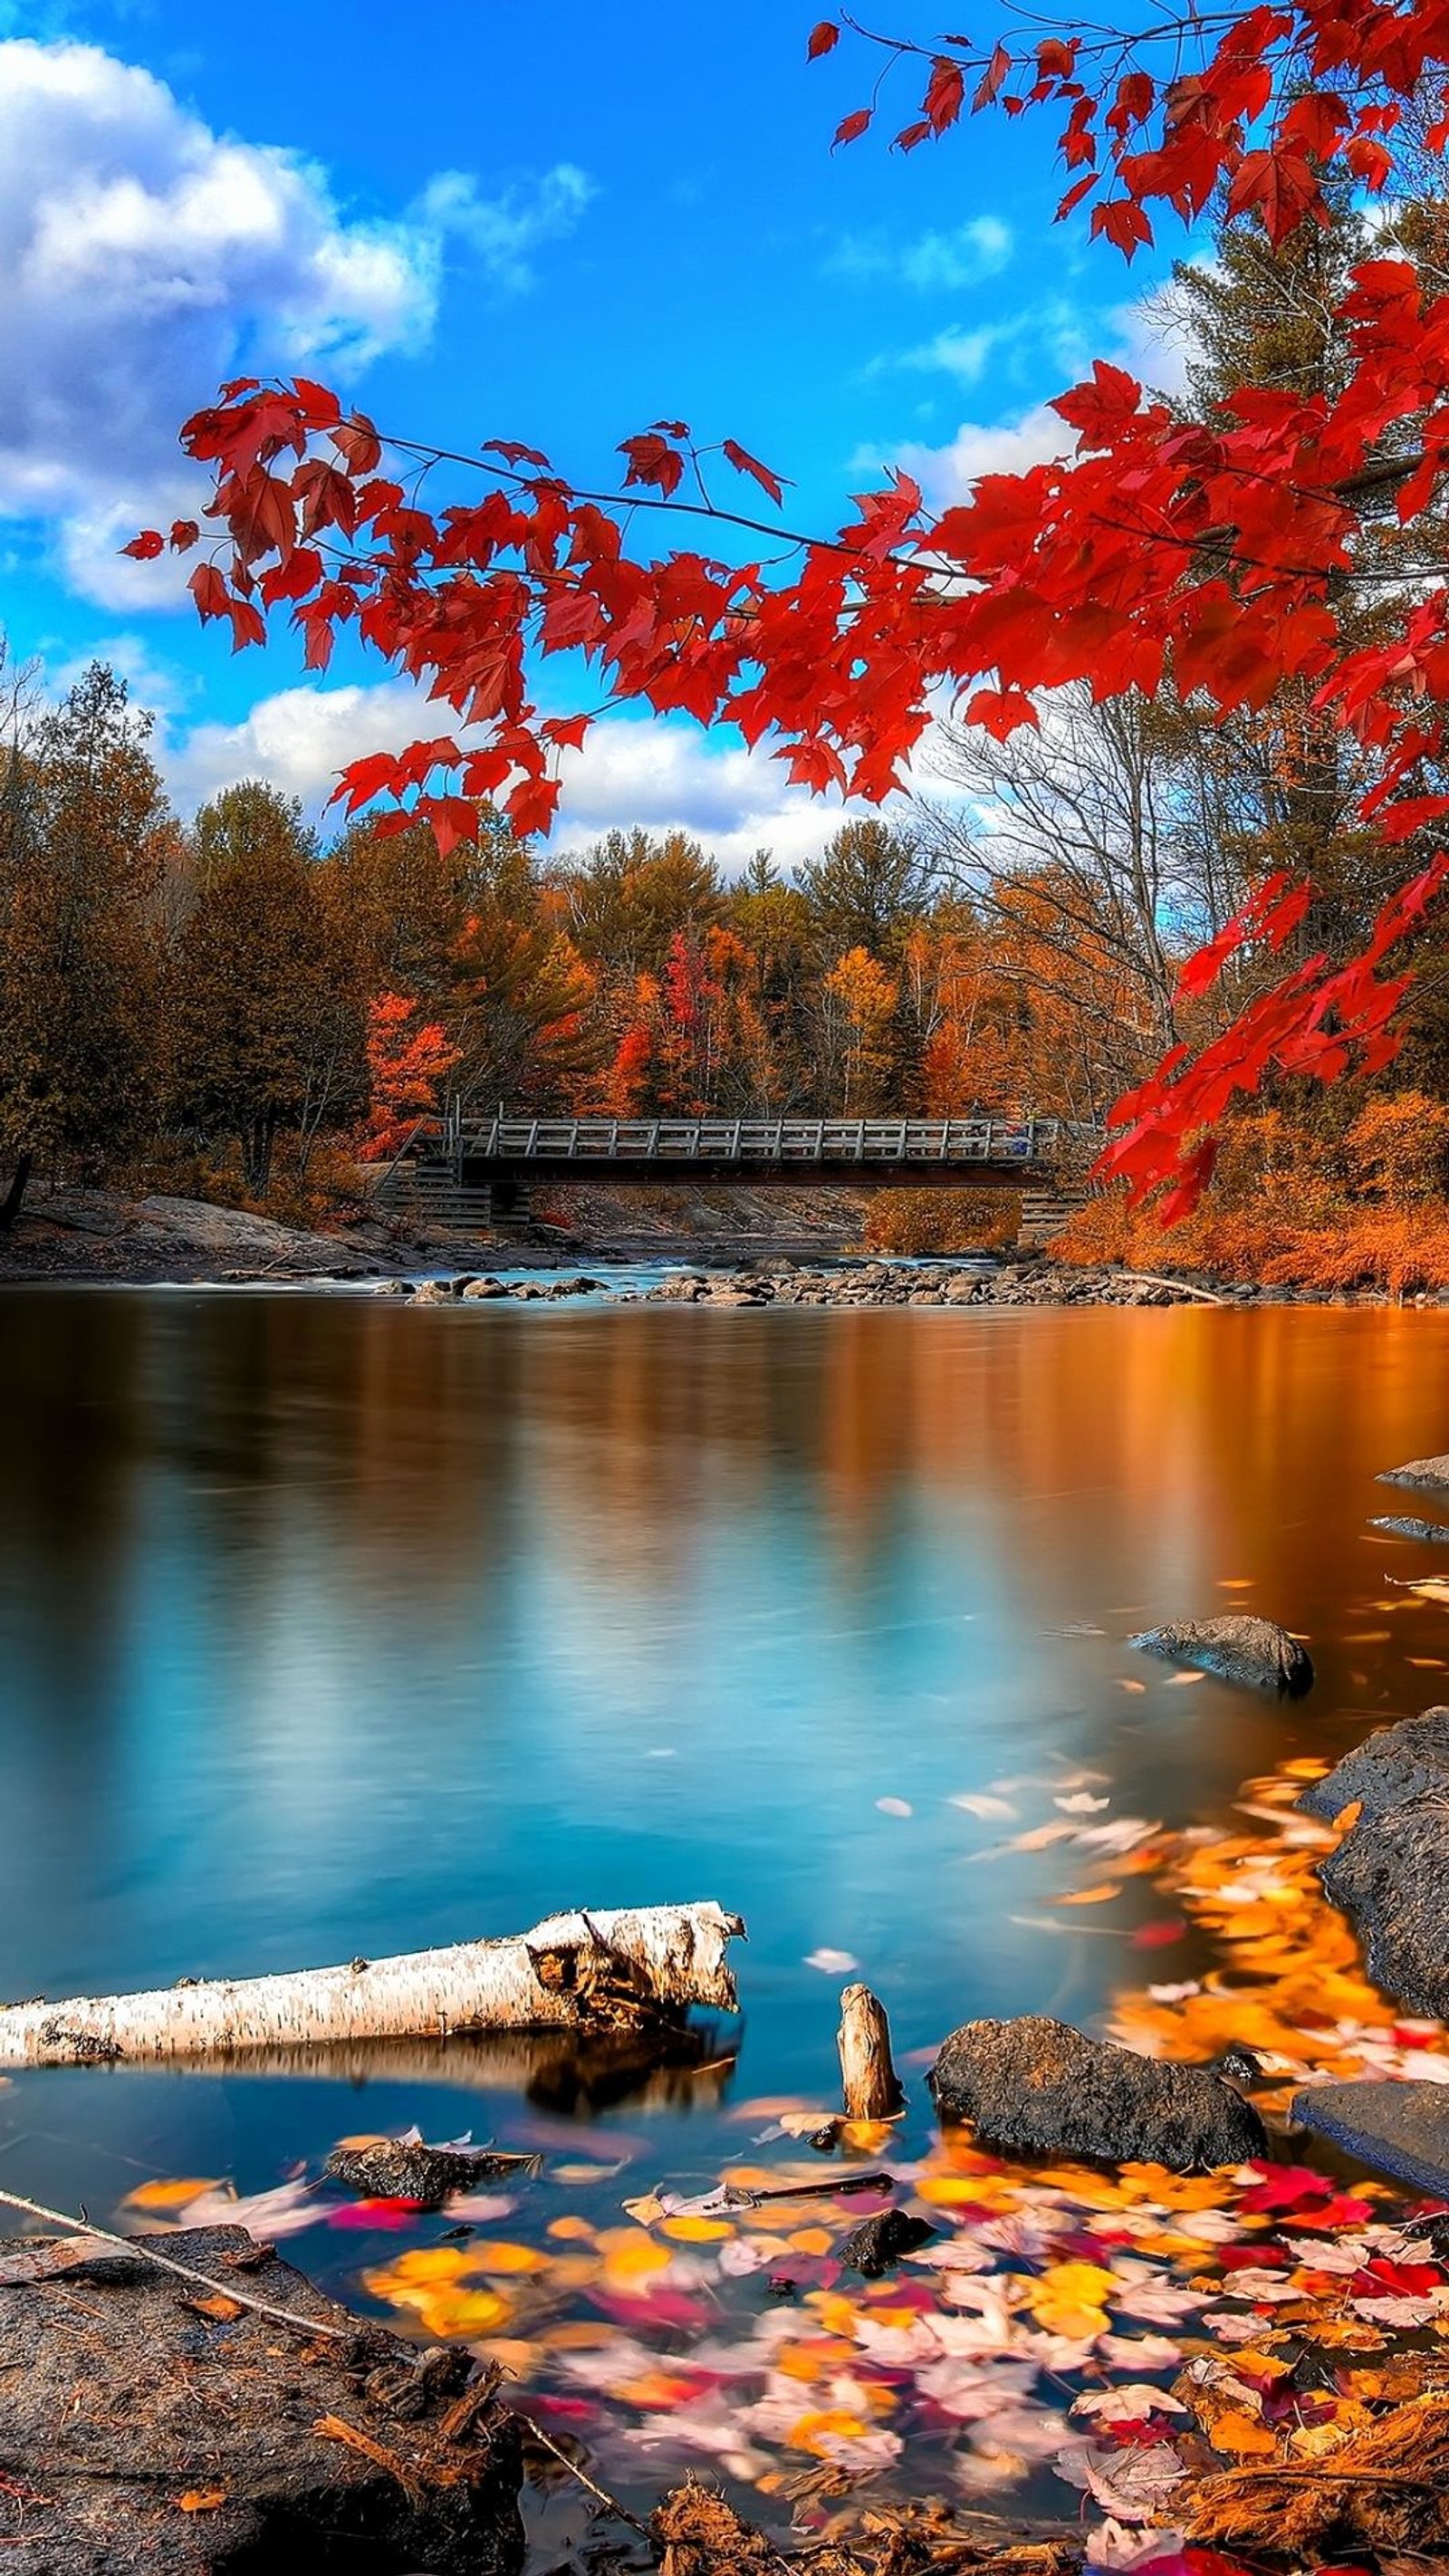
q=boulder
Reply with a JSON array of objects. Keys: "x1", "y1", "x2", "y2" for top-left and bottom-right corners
[
  {"x1": 1378, "y1": 1453, "x2": 1449, "y2": 1490},
  {"x1": 411, "y1": 1278, "x2": 458, "y2": 1305},
  {"x1": 1319, "y1": 1787, "x2": 1449, "y2": 2018},
  {"x1": 1129, "y1": 1614, "x2": 1313, "y2": 1696},
  {"x1": 1370, "y1": 1515, "x2": 1449, "y2": 1542},
  {"x1": 0, "y1": 2224, "x2": 523, "y2": 2574},
  {"x1": 1298, "y1": 1707, "x2": 1449, "y2": 1823},
  {"x1": 462, "y1": 1278, "x2": 508, "y2": 1300},
  {"x1": 927, "y1": 2014, "x2": 1268, "y2": 2171}
]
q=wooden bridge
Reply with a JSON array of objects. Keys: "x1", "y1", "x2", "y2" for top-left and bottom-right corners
[
  {"x1": 447, "y1": 1112, "x2": 1088, "y2": 1189},
  {"x1": 370, "y1": 1111, "x2": 1097, "y2": 1235}
]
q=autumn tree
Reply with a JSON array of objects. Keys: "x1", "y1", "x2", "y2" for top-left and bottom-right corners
[
  {"x1": 799, "y1": 820, "x2": 934, "y2": 963},
  {"x1": 168, "y1": 781, "x2": 367, "y2": 1191},
  {"x1": 560, "y1": 830, "x2": 724, "y2": 979},
  {"x1": 0, "y1": 665, "x2": 168, "y2": 1227},
  {"x1": 448, "y1": 819, "x2": 602, "y2": 1109},
  {"x1": 361, "y1": 993, "x2": 459, "y2": 1161}
]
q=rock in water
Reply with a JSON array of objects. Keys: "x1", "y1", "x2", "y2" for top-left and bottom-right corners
[
  {"x1": 928, "y1": 2015, "x2": 1268, "y2": 2171},
  {"x1": 838, "y1": 2208, "x2": 936, "y2": 2276},
  {"x1": 1297, "y1": 1706, "x2": 1449, "y2": 1823},
  {"x1": 325, "y1": 2139, "x2": 532, "y2": 2207},
  {"x1": 1319, "y1": 1788, "x2": 1449, "y2": 2018},
  {"x1": 1379, "y1": 1453, "x2": 1449, "y2": 1489},
  {"x1": 1369, "y1": 1515, "x2": 1449, "y2": 1543},
  {"x1": 1129, "y1": 1614, "x2": 1313, "y2": 1696},
  {"x1": 0, "y1": 2224, "x2": 523, "y2": 2573},
  {"x1": 1291, "y1": 2080, "x2": 1449, "y2": 2196}
]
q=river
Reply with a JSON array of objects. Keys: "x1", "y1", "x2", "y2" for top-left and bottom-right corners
[{"x1": 3, "y1": 1290, "x2": 1448, "y2": 2534}]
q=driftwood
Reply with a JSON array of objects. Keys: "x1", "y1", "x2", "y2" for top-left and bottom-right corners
[
  {"x1": 838, "y1": 1982, "x2": 904, "y2": 2119},
  {"x1": 0, "y1": 1901, "x2": 743, "y2": 2067}
]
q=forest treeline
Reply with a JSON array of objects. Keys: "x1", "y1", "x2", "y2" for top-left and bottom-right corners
[
  {"x1": 0, "y1": 653, "x2": 1148, "y2": 1230},
  {"x1": 7, "y1": 177, "x2": 1449, "y2": 1280}
]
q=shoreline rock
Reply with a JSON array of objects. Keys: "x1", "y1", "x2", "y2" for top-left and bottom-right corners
[
  {"x1": 927, "y1": 2014, "x2": 1268, "y2": 2172},
  {"x1": 0, "y1": 2223, "x2": 523, "y2": 2573},
  {"x1": 1379, "y1": 1453, "x2": 1449, "y2": 1489},
  {"x1": 1299, "y1": 1706, "x2": 1449, "y2": 1823},
  {"x1": 1319, "y1": 1787, "x2": 1449, "y2": 2020},
  {"x1": 1129, "y1": 1614, "x2": 1314, "y2": 1697}
]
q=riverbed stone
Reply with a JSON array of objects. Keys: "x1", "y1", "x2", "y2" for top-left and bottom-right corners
[
  {"x1": 1129, "y1": 1614, "x2": 1313, "y2": 1696},
  {"x1": 1319, "y1": 1787, "x2": 1449, "y2": 2017},
  {"x1": 927, "y1": 2014, "x2": 1268, "y2": 2171},
  {"x1": 1379, "y1": 1453, "x2": 1449, "y2": 1489},
  {"x1": 0, "y1": 2224, "x2": 523, "y2": 2573},
  {"x1": 1298, "y1": 1707, "x2": 1449, "y2": 1823},
  {"x1": 1291, "y1": 2080, "x2": 1449, "y2": 2195},
  {"x1": 1369, "y1": 1514, "x2": 1449, "y2": 1542},
  {"x1": 462, "y1": 1278, "x2": 508, "y2": 1299}
]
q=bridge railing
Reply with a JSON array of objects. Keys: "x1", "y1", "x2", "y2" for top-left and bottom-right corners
[{"x1": 456, "y1": 1114, "x2": 1093, "y2": 1166}]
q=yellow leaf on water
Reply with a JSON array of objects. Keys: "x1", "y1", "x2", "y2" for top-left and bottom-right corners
[
  {"x1": 126, "y1": 2177, "x2": 217, "y2": 2210},
  {"x1": 787, "y1": 2226, "x2": 835, "y2": 2256},
  {"x1": 463, "y1": 2242, "x2": 548, "y2": 2275},
  {"x1": 660, "y1": 2216, "x2": 734, "y2": 2243},
  {"x1": 548, "y1": 2215, "x2": 597, "y2": 2242}
]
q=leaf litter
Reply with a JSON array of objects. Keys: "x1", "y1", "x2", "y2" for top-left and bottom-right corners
[{"x1": 118, "y1": 1762, "x2": 1449, "y2": 2571}]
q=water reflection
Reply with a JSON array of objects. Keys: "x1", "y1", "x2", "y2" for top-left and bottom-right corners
[{"x1": 2, "y1": 1293, "x2": 1449, "y2": 2195}]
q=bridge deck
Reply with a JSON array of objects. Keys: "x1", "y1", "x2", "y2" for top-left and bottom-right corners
[{"x1": 452, "y1": 1115, "x2": 1089, "y2": 1191}]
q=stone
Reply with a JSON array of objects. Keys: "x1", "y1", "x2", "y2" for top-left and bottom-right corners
[
  {"x1": 1129, "y1": 1614, "x2": 1313, "y2": 1696},
  {"x1": 838, "y1": 2208, "x2": 936, "y2": 2276},
  {"x1": 1370, "y1": 1514, "x2": 1449, "y2": 1542},
  {"x1": 1298, "y1": 1707, "x2": 1449, "y2": 1823},
  {"x1": 1319, "y1": 1787, "x2": 1449, "y2": 2017},
  {"x1": 411, "y1": 1278, "x2": 457, "y2": 1305},
  {"x1": 1291, "y1": 2080, "x2": 1449, "y2": 2196},
  {"x1": 462, "y1": 1278, "x2": 508, "y2": 1299},
  {"x1": 324, "y1": 2139, "x2": 531, "y2": 2207},
  {"x1": 1378, "y1": 1453, "x2": 1449, "y2": 1490},
  {"x1": 927, "y1": 2014, "x2": 1268, "y2": 2171},
  {"x1": 0, "y1": 2224, "x2": 523, "y2": 2574}
]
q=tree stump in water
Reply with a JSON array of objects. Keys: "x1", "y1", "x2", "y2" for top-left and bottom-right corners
[
  {"x1": 0, "y1": 2225, "x2": 523, "y2": 2572},
  {"x1": 837, "y1": 1983, "x2": 903, "y2": 2120}
]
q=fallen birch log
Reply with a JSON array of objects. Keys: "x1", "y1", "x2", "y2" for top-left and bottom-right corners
[{"x1": 0, "y1": 1901, "x2": 744, "y2": 2068}]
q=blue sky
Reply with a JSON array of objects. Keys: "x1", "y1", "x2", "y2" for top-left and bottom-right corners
[{"x1": 0, "y1": 0, "x2": 1187, "y2": 865}]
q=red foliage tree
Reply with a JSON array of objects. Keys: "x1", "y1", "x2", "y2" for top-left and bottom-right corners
[
  {"x1": 360, "y1": 990, "x2": 458, "y2": 1161},
  {"x1": 132, "y1": 4, "x2": 1449, "y2": 1216}
]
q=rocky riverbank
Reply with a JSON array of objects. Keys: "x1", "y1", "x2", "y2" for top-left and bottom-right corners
[{"x1": 8, "y1": 1188, "x2": 1449, "y2": 1303}]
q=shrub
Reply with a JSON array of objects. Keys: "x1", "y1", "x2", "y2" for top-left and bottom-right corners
[
  {"x1": 1347, "y1": 1091, "x2": 1449, "y2": 1205},
  {"x1": 865, "y1": 1187, "x2": 1020, "y2": 1255}
]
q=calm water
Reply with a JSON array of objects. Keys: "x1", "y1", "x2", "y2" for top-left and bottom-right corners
[{"x1": 4, "y1": 1291, "x2": 1449, "y2": 2514}]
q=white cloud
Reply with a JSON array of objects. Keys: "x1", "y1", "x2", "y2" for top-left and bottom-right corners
[
  {"x1": 552, "y1": 717, "x2": 885, "y2": 871},
  {"x1": 830, "y1": 214, "x2": 1014, "y2": 292},
  {"x1": 895, "y1": 405, "x2": 1070, "y2": 506},
  {"x1": 417, "y1": 165, "x2": 595, "y2": 294},
  {"x1": 161, "y1": 677, "x2": 440, "y2": 816},
  {"x1": 0, "y1": 37, "x2": 592, "y2": 602},
  {"x1": 154, "y1": 679, "x2": 889, "y2": 873},
  {"x1": 888, "y1": 325, "x2": 1006, "y2": 388},
  {"x1": 883, "y1": 289, "x2": 1191, "y2": 508}
]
